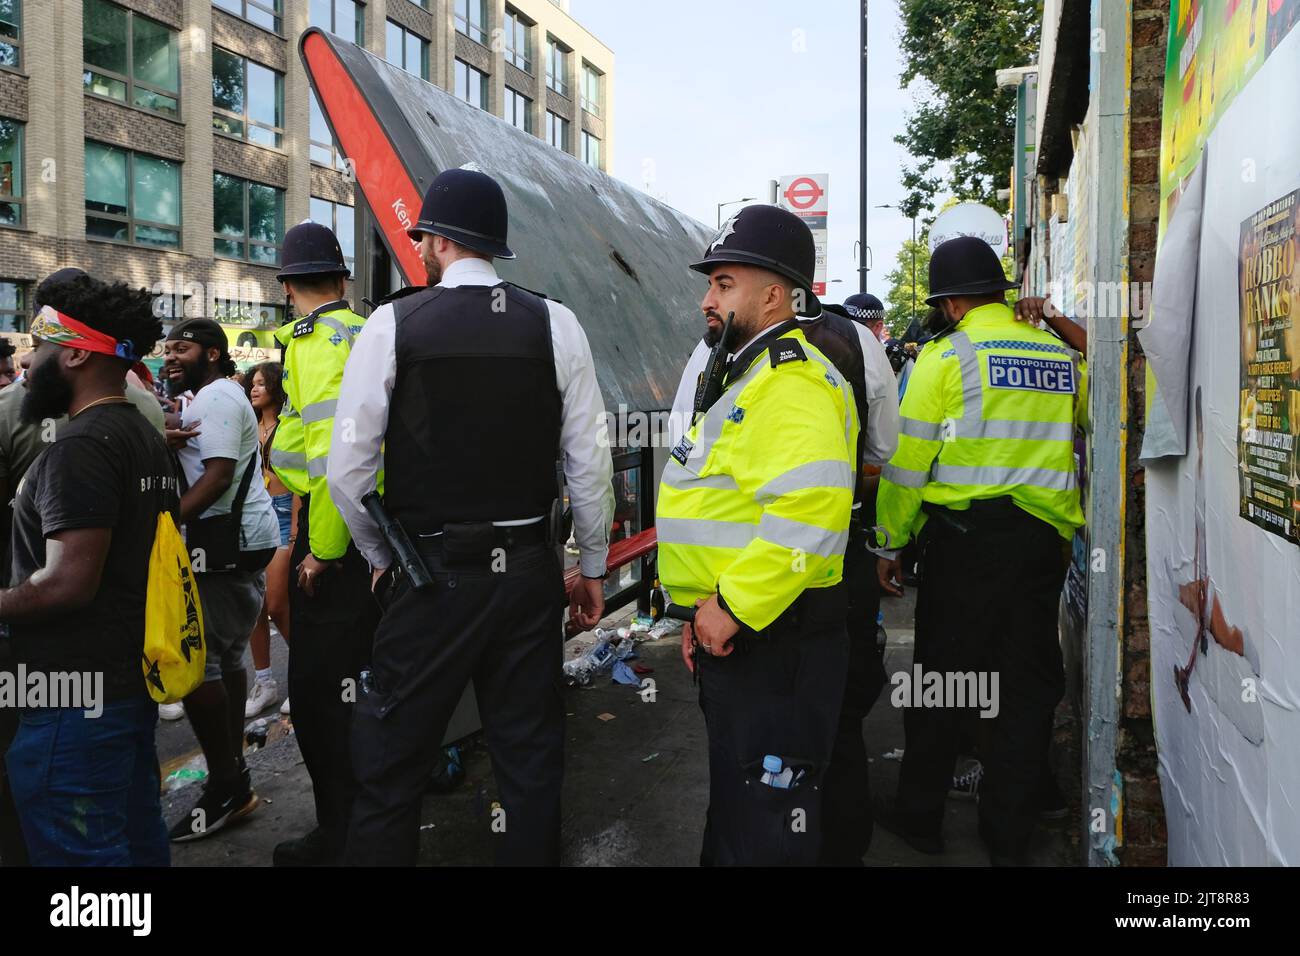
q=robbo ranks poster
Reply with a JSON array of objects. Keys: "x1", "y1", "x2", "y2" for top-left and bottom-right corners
[{"x1": 1238, "y1": 188, "x2": 1299, "y2": 541}]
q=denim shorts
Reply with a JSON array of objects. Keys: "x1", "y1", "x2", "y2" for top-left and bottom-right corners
[
  {"x1": 5, "y1": 695, "x2": 169, "y2": 866},
  {"x1": 272, "y1": 492, "x2": 293, "y2": 548}
]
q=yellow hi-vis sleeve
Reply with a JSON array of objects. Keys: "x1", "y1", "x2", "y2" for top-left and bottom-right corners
[{"x1": 716, "y1": 369, "x2": 857, "y2": 632}]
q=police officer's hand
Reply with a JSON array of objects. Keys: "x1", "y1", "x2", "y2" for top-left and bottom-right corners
[
  {"x1": 681, "y1": 621, "x2": 696, "y2": 673},
  {"x1": 297, "y1": 553, "x2": 337, "y2": 597},
  {"x1": 692, "y1": 596, "x2": 738, "y2": 659},
  {"x1": 877, "y1": 556, "x2": 904, "y2": 597},
  {"x1": 372, "y1": 566, "x2": 389, "y2": 592},
  {"x1": 570, "y1": 576, "x2": 606, "y2": 632}
]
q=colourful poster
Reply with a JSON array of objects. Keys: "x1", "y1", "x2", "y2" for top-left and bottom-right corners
[
  {"x1": 1237, "y1": 189, "x2": 1300, "y2": 540},
  {"x1": 1160, "y1": 0, "x2": 1300, "y2": 233}
]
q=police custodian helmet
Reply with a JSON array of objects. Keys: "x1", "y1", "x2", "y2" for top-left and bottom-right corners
[
  {"x1": 407, "y1": 167, "x2": 516, "y2": 260},
  {"x1": 925, "y1": 236, "x2": 1017, "y2": 306},
  {"x1": 842, "y1": 293, "x2": 886, "y2": 323},
  {"x1": 276, "y1": 221, "x2": 351, "y2": 282},
  {"x1": 690, "y1": 204, "x2": 821, "y2": 317}
]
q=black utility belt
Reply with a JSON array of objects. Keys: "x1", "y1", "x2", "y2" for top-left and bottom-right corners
[{"x1": 416, "y1": 520, "x2": 547, "y2": 563}]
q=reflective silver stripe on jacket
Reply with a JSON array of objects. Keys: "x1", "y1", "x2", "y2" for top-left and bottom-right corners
[
  {"x1": 883, "y1": 463, "x2": 929, "y2": 488},
  {"x1": 931, "y1": 463, "x2": 1076, "y2": 491},
  {"x1": 306, "y1": 456, "x2": 330, "y2": 480},
  {"x1": 753, "y1": 459, "x2": 855, "y2": 504},
  {"x1": 299, "y1": 399, "x2": 339, "y2": 426},
  {"x1": 758, "y1": 514, "x2": 849, "y2": 558},
  {"x1": 316, "y1": 315, "x2": 355, "y2": 345},
  {"x1": 270, "y1": 450, "x2": 306, "y2": 471},
  {"x1": 655, "y1": 517, "x2": 756, "y2": 549},
  {"x1": 948, "y1": 331, "x2": 983, "y2": 420}
]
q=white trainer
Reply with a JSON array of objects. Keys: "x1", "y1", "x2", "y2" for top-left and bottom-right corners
[
  {"x1": 158, "y1": 702, "x2": 185, "y2": 721},
  {"x1": 245, "y1": 679, "x2": 280, "y2": 718},
  {"x1": 280, "y1": 696, "x2": 291, "y2": 716}
]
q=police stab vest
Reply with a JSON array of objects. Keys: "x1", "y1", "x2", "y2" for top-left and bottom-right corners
[{"x1": 384, "y1": 283, "x2": 562, "y2": 532}]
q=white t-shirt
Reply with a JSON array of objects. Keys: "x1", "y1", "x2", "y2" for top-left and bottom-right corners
[{"x1": 177, "y1": 378, "x2": 279, "y2": 552}]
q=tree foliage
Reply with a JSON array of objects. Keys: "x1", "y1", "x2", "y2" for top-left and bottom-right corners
[
  {"x1": 894, "y1": 0, "x2": 1043, "y2": 219},
  {"x1": 883, "y1": 237, "x2": 931, "y2": 338}
]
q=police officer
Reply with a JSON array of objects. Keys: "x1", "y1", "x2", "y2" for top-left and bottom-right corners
[
  {"x1": 657, "y1": 204, "x2": 860, "y2": 866},
  {"x1": 667, "y1": 255, "x2": 900, "y2": 865},
  {"x1": 842, "y1": 292, "x2": 888, "y2": 342},
  {"x1": 270, "y1": 222, "x2": 379, "y2": 866},
  {"x1": 872, "y1": 236, "x2": 1087, "y2": 865},
  {"x1": 328, "y1": 168, "x2": 613, "y2": 866}
]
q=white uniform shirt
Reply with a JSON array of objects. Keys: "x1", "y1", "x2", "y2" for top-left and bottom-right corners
[{"x1": 327, "y1": 257, "x2": 615, "y2": 578}]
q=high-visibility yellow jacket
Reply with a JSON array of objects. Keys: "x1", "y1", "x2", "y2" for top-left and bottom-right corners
[
  {"x1": 875, "y1": 302, "x2": 1087, "y2": 549},
  {"x1": 272, "y1": 302, "x2": 378, "y2": 562},
  {"x1": 656, "y1": 325, "x2": 859, "y2": 632}
]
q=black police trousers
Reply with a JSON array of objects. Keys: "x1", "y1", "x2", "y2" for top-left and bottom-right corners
[
  {"x1": 697, "y1": 584, "x2": 849, "y2": 867},
  {"x1": 288, "y1": 498, "x2": 377, "y2": 861},
  {"x1": 819, "y1": 539, "x2": 886, "y2": 865},
  {"x1": 345, "y1": 542, "x2": 565, "y2": 867},
  {"x1": 897, "y1": 498, "x2": 1067, "y2": 860}
]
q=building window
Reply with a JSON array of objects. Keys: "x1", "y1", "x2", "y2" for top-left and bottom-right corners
[
  {"x1": 504, "y1": 7, "x2": 531, "y2": 73},
  {"x1": 454, "y1": 59, "x2": 488, "y2": 111},
  {"x1": 212, "y1": 0, "x2": 281, "y2": 34},
  {"x1": 213, "y1": 301, "x2": 286, "y2": 348},
  {"x1": 546, "y1": 37, "x2": 569, "y2": 96},
  {"x1": 212, "y1": 48, "x2": 284, "y2": 148},
  {"x1": 83, "y1": 0, "x2": 181, "y2": 118},
  {"x1": 504, "y1": 87, "x2": 533, "y2": 134},
  {"x1": 582, "y1": 130, "x2": 600, "y2": 169},
  {"x1": 455, "y1": 0, "x2": 487, "y2": 45},
  {"x1": 0, "y1": 281, "x2": 25, "y2": 332},
  {"x1": 309, "y1": 0, "x2": 363, "y2": 45},
  {"x1": 0, "y1": 0, "x2": 21, "y2": 70},
  {"x1": 213, "y1": 173, "x2": 284, "y2": 265},
  {"x1": 309, "y1": 88, "x2": 348, "y2": 170},
  {"x1": 581, "y1": 63, "x2": 602, "y2": 117},
  {"x1": 546, "y1": 111, "x2": 569, "y2": 152},
  {"x1": 85, "y1": 141, "x2": 181, "y2": 248},
  {"x1": 385, "y1": 20, "x2": 428, "y2": 80},
  {"x1": 309, "y1": 196, "x2": 355, "y2": 273},
  {"x1": 0, "y1": 119, "x2": 21, "y2": 227}
]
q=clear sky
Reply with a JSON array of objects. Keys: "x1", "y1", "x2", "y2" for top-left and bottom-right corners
[{"x1": 568, "y1": 0, "x2": 925, "y2": 311}]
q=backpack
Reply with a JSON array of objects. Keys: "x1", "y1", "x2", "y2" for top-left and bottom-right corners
[{"x1": 141, "y1": 512, "x2": 206, "y2": 704}]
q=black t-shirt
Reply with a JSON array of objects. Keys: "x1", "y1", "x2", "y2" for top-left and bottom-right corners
[{"x1": 9, "y1": 402, "x2": 179, "y2": 703}]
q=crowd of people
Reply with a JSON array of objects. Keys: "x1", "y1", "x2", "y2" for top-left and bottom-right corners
[
  {"x1": 0, "y1": 168, "x2": 1088, "y2": 869},
  {"x1": 0, "y1": 268, "x2": 303, "y2": 865}
]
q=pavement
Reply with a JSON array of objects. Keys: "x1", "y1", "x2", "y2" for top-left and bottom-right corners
[{"x1": 168, "y1": 586, "x2": 1078, "y2": 867}]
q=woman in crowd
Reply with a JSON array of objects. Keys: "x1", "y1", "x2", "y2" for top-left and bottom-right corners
[{"x1": 243, "y1": 362, "x2": 296, "y2": 717}]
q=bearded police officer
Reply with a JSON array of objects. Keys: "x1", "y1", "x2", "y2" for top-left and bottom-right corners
[
  {"x1": 329, "y1": 168, "x2": 613, "y2": 866},
  {"x1": 668, "y1": 247, "x2": 900, "y2": 865},
  {"x1": 270, "y1": 222, "x2": 380, "y2": 866},
  {"x1": 872, "y1": 237, "x2": 1087, "y2": 865},
  {"x1": 657, "y1": 204, "x2": 860, "y2": 866}
]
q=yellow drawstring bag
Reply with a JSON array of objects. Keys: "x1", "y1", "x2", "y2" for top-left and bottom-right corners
[{"x1": 142, "y1": 512, "x2": 205, "y2": 704}]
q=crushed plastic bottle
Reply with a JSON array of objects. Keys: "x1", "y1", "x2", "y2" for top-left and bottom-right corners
[{"x1": 563, "y1": 638, "x2": 617, "y2": 687}]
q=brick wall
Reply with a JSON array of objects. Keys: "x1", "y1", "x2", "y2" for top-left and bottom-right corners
[
  {"x1": 84, "y1": 96, "x2": 186, "y2": 159},
  {"x1": 388, "y1": 0, "x2": 434, "y2": 37},
  {"x1": 212, "y1": 8, "x2": 289, "y2": 72},
  {"x1": 1116, "y1": 0, "x2": 1168, "y2": 868},
  {"x1": 0, "y1": 72, "x2": 28, "y2": 122},
  {"x1": 310, "y1": 165, "x2": 354, "y2": 206},
  {"x1": 212, "y1": 136, "x2": 290, "y2": 189}
]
